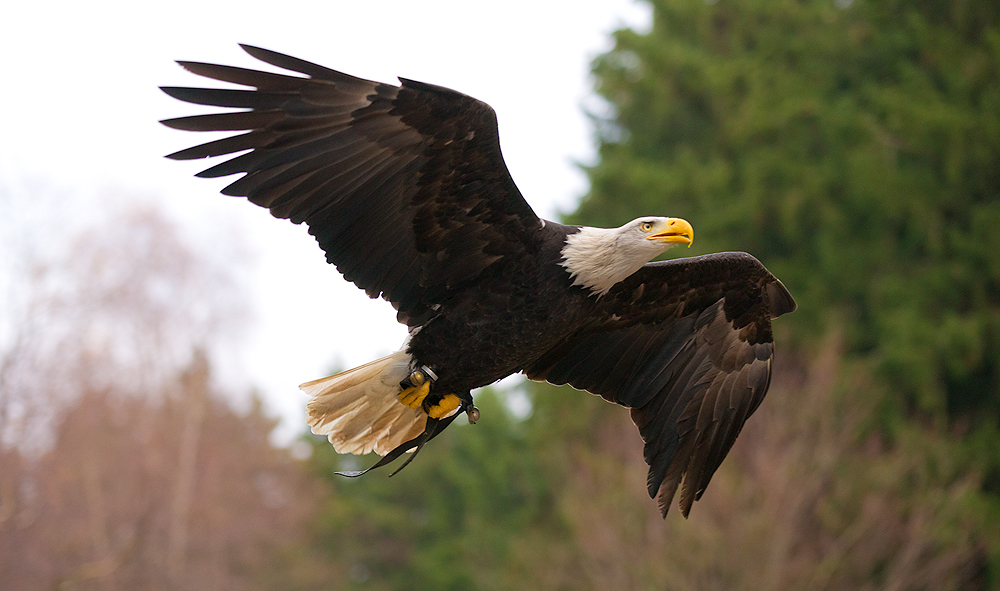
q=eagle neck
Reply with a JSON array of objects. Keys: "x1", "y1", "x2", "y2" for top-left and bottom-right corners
[{"x1": 559, "y1": 226, "x2": 646, "y2": 297}]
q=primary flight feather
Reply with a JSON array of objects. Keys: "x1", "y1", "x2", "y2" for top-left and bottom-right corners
[{"x1": 161, "y1": 45, "x2": 796, "y2": 517}]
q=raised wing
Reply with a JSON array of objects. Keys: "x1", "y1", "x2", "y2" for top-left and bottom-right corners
[
  {"x1": 525, "y1": 252, "x2": 796, "y2": 517},
  {"x1": 161, "y1": 45, "x2": 541, "y2": 326}
]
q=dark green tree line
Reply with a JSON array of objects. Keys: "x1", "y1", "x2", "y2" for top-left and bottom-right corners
[
  {"x1": 569, "y1": 0, "x2": 1000, "y2": 585},
  {"x1": 265, "y1": 2, "x2": 1000, "y2": 588},
  {"x1": 579, "y1": 0, "x2": 1000, "y2": 429}
]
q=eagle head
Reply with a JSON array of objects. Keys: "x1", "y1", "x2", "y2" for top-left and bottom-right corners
[{"x1": 561, "y1": 216, "x2": 694, "y2": 296}]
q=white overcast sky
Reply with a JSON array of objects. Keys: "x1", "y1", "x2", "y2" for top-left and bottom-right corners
[{"x1": 0, "y1": 0, "x2": 651, "y2": 438}]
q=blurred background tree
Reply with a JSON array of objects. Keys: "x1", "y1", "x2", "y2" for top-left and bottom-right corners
[
  {"x1": 581, "y1": 0, "x2": 1000, "y2": 433},
  {"x1": 554, "y1": 0, "x2": 1000, "y2": 587},
  {"x1": 0, "y1": 194, "x2": 320, "y2": 590}
]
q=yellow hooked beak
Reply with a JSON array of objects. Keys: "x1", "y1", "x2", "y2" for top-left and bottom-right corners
[{"x1": 647, "y1": 217, "x2": 694, "y2": 248}]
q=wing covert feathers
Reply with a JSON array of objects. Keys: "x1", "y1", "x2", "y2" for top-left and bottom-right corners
[
  {"x1": 527, "y1": 252, "x2": 795, "y2": 517},
  {"x1": 161, "y1": 45, "x2": 541, "y2": 328}
]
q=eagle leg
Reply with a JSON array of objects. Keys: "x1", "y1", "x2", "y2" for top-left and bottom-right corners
[
  {"x1": 424, "y1": 393, "x2": 462, "y2": 418},
  {"x1": 423, "y1": 389, "x2": 479, "y2": 421},
  {"x1": 399, "y1": 365, "x2": 467, "y2": 420},
  {"x1": 398, "y1": 366, "x2": 436, "y2": 409}
]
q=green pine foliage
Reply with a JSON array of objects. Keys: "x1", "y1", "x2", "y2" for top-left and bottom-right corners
[
  {"x1": 295, "y1": 1, "x2": 1000, "y2": 587},
  {"x1": 571, "y1": 0, "x2": 1000, "y2": 584},
  {"x1": 578, "y1": 0, "x2": 1000, "y2": 432}
]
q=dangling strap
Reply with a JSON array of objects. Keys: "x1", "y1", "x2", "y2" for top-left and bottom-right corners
[{"x1": 334, "y1": 413, "x2": 462, "y2": 478}]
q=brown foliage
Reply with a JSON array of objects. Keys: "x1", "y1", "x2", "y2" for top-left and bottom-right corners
[
  {"x1": 0, "y1": 360, "x2": 321, "y2": 591},
  {"x1": 533, "y1": 335, "x2": 991, "y2": 590},
  {"x1": 0, "y1": 197, "x2": 322, "y2": 590}
]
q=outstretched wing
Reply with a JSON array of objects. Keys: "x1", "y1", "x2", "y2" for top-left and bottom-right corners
[
  {"x1": 525, "y1": 252, "x2": 796, "y2": 517},
  {"x1": 161, "y1": 45, "x2": 541, "y2": 326}
]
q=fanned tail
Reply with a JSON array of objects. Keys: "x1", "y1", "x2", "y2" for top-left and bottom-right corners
[{"x1": 300, "y1": 351, "x2": 426, "y2": 456}]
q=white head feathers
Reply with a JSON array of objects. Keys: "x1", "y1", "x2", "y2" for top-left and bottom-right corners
[{"x1": 560, "y1": 216, "x2": 694, "y2": 296}]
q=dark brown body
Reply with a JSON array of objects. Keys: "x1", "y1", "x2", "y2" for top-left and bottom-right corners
[{"x1": 406, "y1": 221, "x2": 586, "y2": 395}]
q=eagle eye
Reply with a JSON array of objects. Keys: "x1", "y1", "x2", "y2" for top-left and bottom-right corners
[{"x1": 639, "y1": 221, "x2": 654, "y2": 232}]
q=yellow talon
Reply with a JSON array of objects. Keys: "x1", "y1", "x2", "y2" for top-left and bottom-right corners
[
  {"x1": 399, "y1": 381, "x2": 431, "y2": 409},
  {"x1": 426, "y1": 393, "x2": 462, "y2": 419}
]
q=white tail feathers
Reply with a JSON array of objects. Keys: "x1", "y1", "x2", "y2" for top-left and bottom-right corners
[{"x1": 300, "y1": 351, "x2": 426, "y2": 456}]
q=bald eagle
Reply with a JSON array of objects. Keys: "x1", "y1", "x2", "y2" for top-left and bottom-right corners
[{"x1": 161, "y1": 45, "x2": 796, "y2": 517}]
